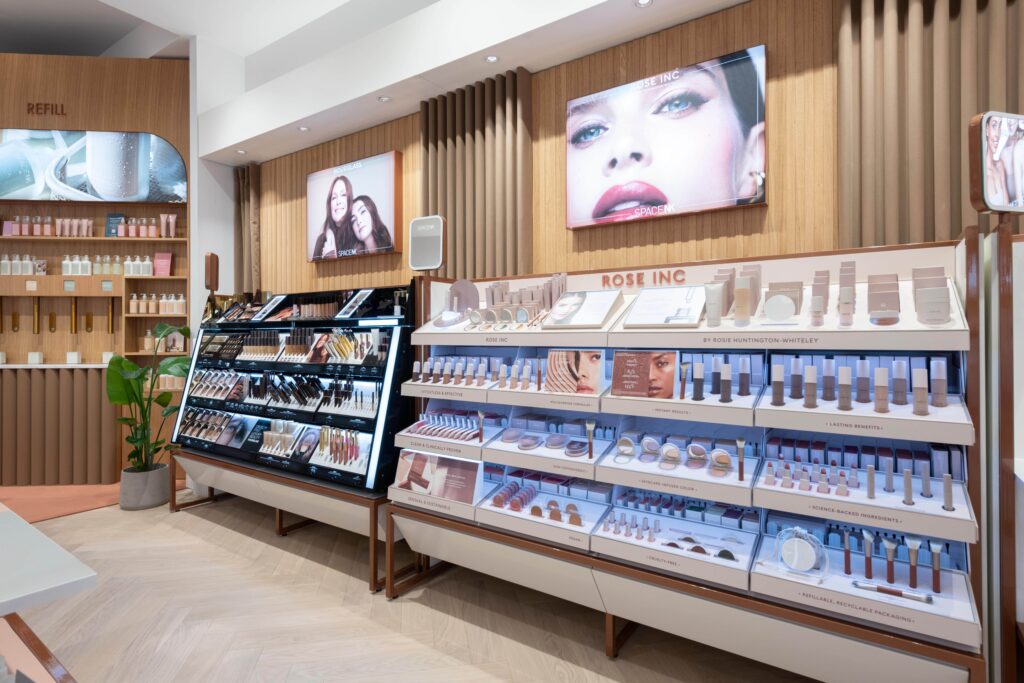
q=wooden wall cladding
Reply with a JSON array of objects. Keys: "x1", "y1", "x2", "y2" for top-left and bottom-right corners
[
  {"x1": 530, "y1": 0, "x2": 838, "y2": 273},
  {"x1": 259, "y1": 115, "x2": 421, "y2": 293},
  {"x1": 0, "y1": 368, "x2": 119, "y2": 485},
  {"x1": 0, "y1": 53, "x2": 189, "y2": 165}
]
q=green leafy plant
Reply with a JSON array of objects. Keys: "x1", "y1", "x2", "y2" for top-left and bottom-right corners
[{"x1": 106, "y1": 323, "x2": 191, "y2": 472}]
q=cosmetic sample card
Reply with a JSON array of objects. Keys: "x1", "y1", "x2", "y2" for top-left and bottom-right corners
[
  {"x1": 544, "y1": 349, "x2": 604, "y2": 395},
  {"x1": 288, "y1": 426, "x2": 321, "y2": 464},
  {"x1": 305, "y1": 333, "x2": 333, "y2": 364},
  {"x1": 242, "y1": 419, "x2": 273, "y2": 453},
  {"x1": 623, "y1": 286, "x2": 706, "y2": 328},
  {"x1": 394, "y1": 450, "x2": 481, "y2": 503},
  {"x1": 251, "y1": 295, "x2": 287, "y2": 322},
  {"x1": 542, "y1": 290, "x2": 624, "y2": 329},
  {"x1": 335, "y1": 289, "x2": 374, "y2": 319},
  {"x1": 216, "y1": 415, "x2": 257, "y2": 448},
  {"x1": 611, "y1": 351, "x2": 677, "y2": 399}
]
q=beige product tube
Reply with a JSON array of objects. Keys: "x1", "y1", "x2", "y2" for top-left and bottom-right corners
[
  {"x1": 892, "y1": 360, "x2": 908, "y2": 405},
  {"x1": 874, "y1": 367, "x2": 889, "y2": 414},
  {"x1": 803, "y1": 365, "x2": 817, "y2": 409},
  {"x1": 837, "y1": 366, "x2": 853, "y2": 411},
  {"x1": 930, "y1": 359, "x2": 948, "y2": 407},
  {"x1": 912, "y1": 367, "x2": 929, "y2": 416}
]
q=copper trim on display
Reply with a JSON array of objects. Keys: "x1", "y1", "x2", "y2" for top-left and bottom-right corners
[{"x1": 2, "y1": 613, "x2": 76, "y2": 683}]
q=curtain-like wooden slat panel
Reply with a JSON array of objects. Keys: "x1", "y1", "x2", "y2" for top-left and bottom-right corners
[
  {"x1": 58, "y1": 369, "x2": 73, "y2": 484},
  {"x1": 86, "y1": 369, "x2": 100, "y2": 483},
  {"x1": 16, "y1": 370, "x2": 30, "y2": 485},
  {"x1": 859, "y1": 0, "x2": 877, "y2": 247},
  {"x1": 1, "y1": 370, "x2": 14, "y2": 483},
  {"x1": 933, "y1": 0, "x2": 952, "y2": 241},
  {"x1": 421, "y1": 70, "x2": 533, "y2": 278},
  {"x1": 907, "y1": 0, "x2": 925, "y2": 244},
  {"x1": 72, "y1": 368, "x2": 87, "y2": 484}
]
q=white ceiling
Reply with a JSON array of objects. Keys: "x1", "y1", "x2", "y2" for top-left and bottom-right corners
[{"x1": 0, "y1": 0, "x2": 142, "y2": 56}]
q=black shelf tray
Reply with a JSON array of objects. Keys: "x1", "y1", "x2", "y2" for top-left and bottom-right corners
[{"x1": 184, "y1": 395, "x2": 376, "y2": 431}]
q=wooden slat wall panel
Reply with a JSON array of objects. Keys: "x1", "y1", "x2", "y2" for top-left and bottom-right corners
[
  {"x1": 1, "y1": 371, "x2": 14, "y2": 483},
  {"x1": 16, "y1": 371, "x2": 30, "y2": 485},
  {"x1": 531, "y1": 0, "x2": 838, "y2": 272},
  {"x1": 29, "y1": 371, "x2": 44, "y2": 485},
  {"x1": 44, "y1": 370, "x2": 59, "y2": 483},
  {"x1": 58, "y1": 369, "x2": 73, "y2": 485},
  {"x1": 100, "y1": 379, "x2": 117, "y2": 484},
  {"x1": 259, "y1": 115, "x2": 421, "y2": 294},
  {"x1": 86, "y1": 370, "x2": 100, "y2": 483}
]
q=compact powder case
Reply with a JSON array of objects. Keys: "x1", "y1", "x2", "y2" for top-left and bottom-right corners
[
  {"x1": 517, "y1": 435, "x2": 542, "y2": 450},
  {"x1": 467, "y1": 310, "x2": 482, "y2": 329},
  {"x1": 708, "y1": 448, "x2": 733, "y2": 476},
  {"x1": 779, "y1": 535, "x2": 820, "y2": 572},
  {"x1": 614, "y1": 437, "x2": 636, "y2": 463},
  {"x1": 658, "y1": 443, "x2": 681, "y2": 470},
  {"x1": 764, "y1": 294, "x2": 797, "y2": 322},
  {"x1": 685, "y1": 443, "x2": 708, "y2": 468},
  {"x1": 639, "y1": 436, "x2": 661, "y2": 463},
  {"x1": 544, "y1": 434, "x2": 568, "y2": 449},
  {"x1": 564, "y1": 439, "x2": 588, "y2": 457},
  {"x1": 501, "y1": 428, "x2": 524, "y2": 443}
]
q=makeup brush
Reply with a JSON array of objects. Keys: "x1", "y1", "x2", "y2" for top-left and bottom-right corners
[
  {"x1": 906, "y1": 537, "x2": 922, "y2": 589},
  {"x1": 843, "y1": 531, "x2": 851, "y2": 575},
  {"x1": 737, "y1": 437, "x2": 745, "y2": 482},
  {"x1": 862, "y1": 530, "x2": 874, "y2": 579},
  {"x1": 851, "y1": 580, "x2": 934, "y2": 604},
  {"x1": 930, "y1": 541, "x2": 943, "y2": 593},
  {"x1": 882, "y1": 538, "x2": 897, "y2": 584},
  {"x1": 586, "y1": 419, "x2": 596, "y2": 460},
  {"x1": 478, "y1": 410, "x2": 485, "y2": 443}
]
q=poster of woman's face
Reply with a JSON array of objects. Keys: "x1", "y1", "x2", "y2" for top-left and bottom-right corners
[
  {"x1": 981, "y1": 113, "x2": 1024, "y2": 212},
  {"x1": 306, "y1": 151, "x2": 401, "y2": 261},
  {"x1": 565, "y1": 46, "x2": 766, "y2": 229}
]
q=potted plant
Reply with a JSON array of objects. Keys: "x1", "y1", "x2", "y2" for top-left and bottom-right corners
[{"x1": 106, "y1": 323, "x2": 191, "y2": 510}]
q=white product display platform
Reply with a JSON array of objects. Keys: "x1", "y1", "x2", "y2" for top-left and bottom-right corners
[
  {"x1": 401, "y1": 379, "x2": 491, "y2": 403},
  {"x1": 474, "y1": 490, "x2": 606, "y2": 551},
  {"x1": 754, "y1": 394, "x2": 975, "y2": 445},
  {"x1": 601, "y1": 389, "x2": 758, "y2": 427},
  {"x1": 750, "y1": 542, "x2": 981, "y2": 650},
  {"x1": 0, "y1": 503, "x2": 96, "y2": 615},
  {"x1": 485, "y1": 385, "x2": 603, "y2": 412},
  {"x1": 411, "y1": 308, "x2": 626, "y2": 348},
  {"x1": 595, "y1": 452, "x2": 756, "y2": 507},
  {"x1": 590, "y1": 512, "x2": 755, "y2": 591},
  {"x1": 387, "y1": 484, "x2": 482, "y2": 522},
  {"x1": 481, "y1": 431, "x2": 612, "y2": 479},
  {"x1": 606, "y1": 280, "x2": 969, "y2": 351},
  {"x1": 393, "y1": 424, "x2": 503, "y2": 461},
  {"x1": 753, "y1": 467, "x2": 978, "y2": 542}
]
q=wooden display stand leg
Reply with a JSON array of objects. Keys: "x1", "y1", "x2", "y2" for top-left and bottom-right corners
[
  {"x1": 369, "y1": 501, "x2": 417, "y2": 593},
  {"x1": 167, "y1": 456, "x2": 229, "y2": 513},
  {"x1": 274, "y1": 508, "x2": 315, "y2": 536},
  {"x1": 384, "y1": 505, "x2": 448, "y2": 599},
  {"x1": 605, "y1": 613, "x2": 638, "y2": 659}
]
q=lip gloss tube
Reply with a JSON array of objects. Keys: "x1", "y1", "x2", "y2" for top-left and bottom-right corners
[
  {"x1": 855, "y1": 358, "x2": 871, "y2": 403},
  {"x1": 789, "y1": 357, "x2": 803, "y2": 400},
  {"x1": 719, "y1": 363, "x2": 732, "y2": 403},
  {"x1": 874, "y1": 367, "x2": 889, "y2": 413},
  {"x1": 912, "y1": 368, "x2": 929, "y2": 416},
  {"x1": 820, "y1": 357, "x2": 836, "y2": 402},
  {"x1": 837, "y1": 366, "x2": 853, "y2": 411},
  {"x1": 692, "y1": 362, "x2": 705, "y2": 401},
  {"x1": 892, "y1": 360, "x2": 908, "y2": 405},
  {"x1": 738, "y1": 357, "x2": 751, "y2": 397},
  {"x1": 803, "y1": 365, "x2": 817, "y2": 409},
  {"x1": 771, "y1": 364, "x2": 785, "y2": 406},
  {"x1": 711, "y1": 356, "x2": 722, "y2": 395},
  {"x1": 930, "y1": 359, "x2": 948, "y2": 407}
]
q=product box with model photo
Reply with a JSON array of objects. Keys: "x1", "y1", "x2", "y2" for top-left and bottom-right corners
[{"x1": 388, "y1": 449, "x2": 487, "y2": 520}]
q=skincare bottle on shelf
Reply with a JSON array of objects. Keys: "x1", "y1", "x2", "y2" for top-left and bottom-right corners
[
  {"x1": 142, "y1": 256, "x2": 153, "y2": 276},
  {"x1": 176, "y1": 294, "x2": 186, "y2": 314},
  {"x1": 148, "y1": 218, "x2": 158, "y2": 238},
  {"x1": 61, "y1": 254, "x2": 71, "y2": 276},
  {"x1": 855, "y1": 358, "x2": 871, "y2": 403},
  {"x1": 822, "y1": 357, "x2": 836, "y2": 401},
  {"x1": 102, "y1": 255, "x2": 111, "y2": 275},
  {"x1": 803, "y1": 364, "x2": 817, "y2": 409},
  {"x1": 71, "y1": 254, "x2": 81, "y2": 275},
  {"x1": 118, "y1": 217, "x2": 126, "y2": 237},
  {"x1": 143, "y1": 329, "x2": 154, "y2": 351},
  {"x1": 82, "y1": 255, "x2": 92, "y2": 276},
  {"x1": 930, "y1": 359, "x2": 948, "y2": 407},
  {"x1": 874, "y1": 367, "x2": 889, "y2": 414},
  {"x1": 43, "y1": 216, "x2": 52, "y2": 236},
  {"x1": 169, "y1": 214, "x2": 177, "y2": 237},
  {"x1": 912, "y1": 368, "x2": 929, "y2": 416},
  {"x1": 733, "y1": 277, "x2": 751, "y2": 327},
  {"x1": 892, "y1": 360, "x2": 908, "y2": 404},
  {"x1": 128, "y1": 218, "x2": 137, "y2": 238},
  {"x1": 112, "y1": 255, "x2": 122, "y2": 275},
  {"x1": 32, "y1": 216, "x2": 41, "y2": 236},
  {"x1": 129, "y1": 294, "x2": 139, "y2": 314},
  {"x1": 770, "y1": 364, "x2": 785, "y2": 406},
  {"x1": 10, "y1": 255, "x2": 21, "y2": 275},
  {"x1": 0, "y1": 254, "x2": 9, "y2": 276},
  {"x1": 837, "y1": 366, "x2": 853, "y2": 411}
]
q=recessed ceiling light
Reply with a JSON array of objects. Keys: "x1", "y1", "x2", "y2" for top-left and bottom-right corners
[
  {"x1": 634, "y1": 0, "x2": 653, "y2": 6},
  {"x1": 485, "y1": 55, "x2": 499, "y2": 63},
  {"x1": 298, "y1": 125, "x2": 310, "y2": 132},
  {"x1": 236, "y1": 149, "x2": 246, "y2": 155},
  {"x1": 377, "y1": 96, "x2": 392, "y2": 103}
]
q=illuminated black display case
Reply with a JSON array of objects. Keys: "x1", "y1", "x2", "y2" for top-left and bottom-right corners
[{"x1": 172, "y1": 284, "x2": 414, "y2": 491}]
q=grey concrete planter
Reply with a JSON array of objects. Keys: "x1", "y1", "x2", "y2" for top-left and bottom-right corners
[{"x1": 119, "y1": 463, "x2": 170, "y2": 510}]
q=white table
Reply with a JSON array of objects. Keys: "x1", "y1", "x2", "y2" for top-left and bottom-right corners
[{"x1": 0, "y1": 503, "x2": 96, "y2": 616}]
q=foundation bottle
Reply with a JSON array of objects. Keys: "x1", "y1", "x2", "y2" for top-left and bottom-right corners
[
  {"x1": 930, "y1": 359, "x2": 948, "y2": 407},
  {"x1": 855, "y1": 358, "x2": 871, "y2": 403},
  {"x1": 803, "y1": 364, "x2": 817, "y2": 409},
  {"x1": 809, "y1": 295, "x2": 824, "y2": 327},
  {"x1": 710, "y1": 356, "x2": 722, "y2": 395},
  {"x1": 837, "y1": 366, "x2": 853, "y2": 411},
  {"x1": 789, "y1": 357, "x2": 803, "y2": 400},
  {"x1": 692, "y1": 362, "x2": 705, "y2": 401},
  {"x1": 719, "y1": 363, "x2": 732, "y2": 403},
  {"x1": 912, "y1": 368, "x2": 929, "y2": 416},
  {"x1": 733, "y1": 277, "x2": 751, "y2": 327},
  {"x1": 892, "y1": 360, "x2": 908, "y2": 405},
  {"x1": 770, "y1": 364, "x2": 785, "y2": 406},
  {"x1": 821, "y1": 357, "x2": 836, "y2": 401},
  {"x1": 873, "y1": 367, "x2": 889, "y2": 414},
  {"x1": 738, "y1": 357, "x2": 751, "y2": 397}
]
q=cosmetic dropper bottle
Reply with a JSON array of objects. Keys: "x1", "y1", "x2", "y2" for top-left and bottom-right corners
[
  {"x1": 855, "y1": 358, "x2": 871, "y2": 403},
  {"x1": 822, "y1": 357, "x2": 836, "y2": 401},
  {"x1": 738, "y1": 357, "x2": 751, "y2": 397},
  {"x1": 789, "y1": 357, "x2": 803, "y2": 400},
  {"x1": 803, "y1": 364, "x2": 817, "y2": 409},
  {"x1": 837, "y1": 366, "x2": 853, "y2": 411}
]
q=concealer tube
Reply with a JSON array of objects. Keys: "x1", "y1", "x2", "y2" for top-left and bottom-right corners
[
  {"x1": 912, "y1": 368, "x2": 929, "y2": 416},
  {"x1": 770, "y1": 364, "x2": 785, "y2": 406},
  {"x1": 692, "y1": 362, "x2": 705, "y2": 401},
  {"x1": 737, "y1": 437, "x2": 745, "y2": 481},
  {"x1": 411, "y1": 360, "x2": 421, "y2": 382},
  {"x1": 719, "y1": 363, "x2": 732, "y2": 403},
  {"x1": 442, "y1": 362, "x2": 453, "y2": 384},
  {"x1": 789, "y1": 357, "x2": 803, "y2": 400},
  {"x1": 892, "y1": 360, "x2": 908, "y2": 405},
  {"x1": 738, "y1": 357, "x2": 751, "y2": 397},
  {"x1": 930, "y1": 359, "x2": 948, "y2": 407},
  {"x1": 678, "y1": 361, "x2": 689, "y2": 399},
  {"x1": 920, "y1": 462, "x2": 932, "y2": 498},
  {"x1": 873, "y1": 367, "x2": 889, "y2": 414},
  {"x1": 490, "y1": 358, "x2": 500, "y2": 382},
  {"x1": 822, "y1": 358, "x2": 836, "y2": 401},
  {"x1": 711, "y1": 356, "x2": 722, "y2": 395},
  {"x1": 902, "y1": 469, "x2": 914, "y2": 506},
  {"x1": 837, "y1": 366, "x2": 853, "y2": 411},
  {"x1": 855, "y1": 358, "x2": 871, "y2": 403},
  {"x1": 803, "y1": 365, "x2": 817, "y2": 409}
]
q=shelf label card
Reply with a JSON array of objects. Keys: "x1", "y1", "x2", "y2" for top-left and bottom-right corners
[
  {"x1": 63, "y1": 280, "x2": 76, "y2": 292},
  {"x1": 25, "y1": 280, "x2": 37, "y2": 291},
  {"x1": 101, "y1": 280, "x2": 113, "y2": 292}
]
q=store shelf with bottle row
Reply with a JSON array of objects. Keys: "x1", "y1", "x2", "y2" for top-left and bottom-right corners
[
  {"x1": 0, "y1": 236, "x2": 188, "y2": 244},
  {"x1": 0, "y1": 274, "x2": 124, "y2": 297}
]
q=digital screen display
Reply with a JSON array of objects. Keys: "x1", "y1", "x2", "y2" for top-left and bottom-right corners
[
  {"x1": 565, "y1": 45, "x2": 766, "y2": 229},
  {"x1": 0, "y1": 128, "x2": 186, "y2": 202}
]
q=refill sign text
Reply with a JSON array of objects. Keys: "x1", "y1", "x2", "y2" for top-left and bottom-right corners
[{"x1": 601, "y1": 268, "x2": 686, "y2": 291}]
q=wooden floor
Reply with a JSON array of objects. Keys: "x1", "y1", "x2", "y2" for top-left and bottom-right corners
[{"x1": 21, "y1": 497, "x2": 810, "y2": 682}]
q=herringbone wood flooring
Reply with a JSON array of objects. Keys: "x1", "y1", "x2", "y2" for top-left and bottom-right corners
[{"x1": 21, "y1": 496, "x2": 808, "y2": 682}]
